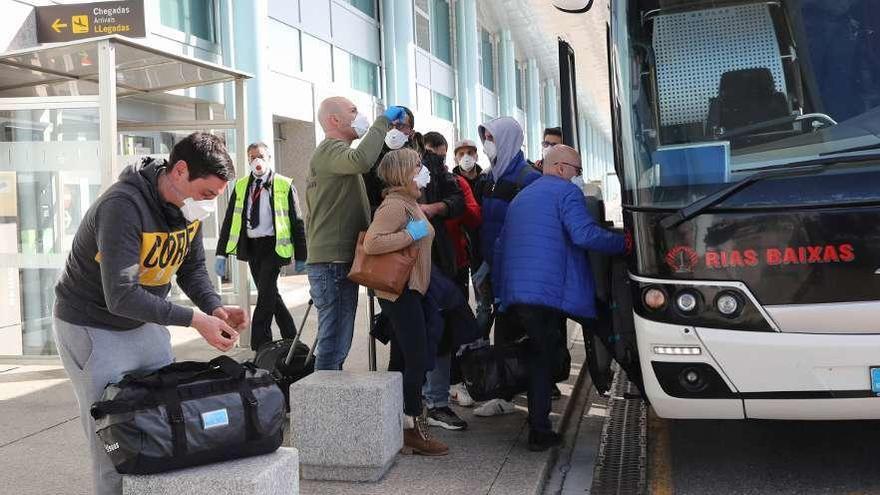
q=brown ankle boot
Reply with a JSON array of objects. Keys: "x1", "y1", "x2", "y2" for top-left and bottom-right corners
[{"x1": 402, "y1": 412, "x2": 449, "y2": 456}]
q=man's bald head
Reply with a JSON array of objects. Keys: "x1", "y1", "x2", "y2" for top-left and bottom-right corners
[
  {"x1": 543, "y1": 144, "x2": 582, "y2": 180},
  {"x1": 317, "y1": 96, "x2": 362, "y2": 143}
]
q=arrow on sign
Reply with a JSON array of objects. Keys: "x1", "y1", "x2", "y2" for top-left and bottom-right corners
[{"x1": 51, "y1": 18, "x2": 68, "y2": 33}]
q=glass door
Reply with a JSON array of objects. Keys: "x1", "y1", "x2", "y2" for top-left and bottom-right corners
[{"x1": 0, "y1": 103, "x2": 101, "y2": 356}]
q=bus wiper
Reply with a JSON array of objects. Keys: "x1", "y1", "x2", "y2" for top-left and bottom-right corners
[{"x1": 659, "y1": 153, "x2": 880, "y2": 230}]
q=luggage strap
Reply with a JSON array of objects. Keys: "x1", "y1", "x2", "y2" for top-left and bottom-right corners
[{"x1": 163, "y1": 387, "x2": 188, "y2": 457}]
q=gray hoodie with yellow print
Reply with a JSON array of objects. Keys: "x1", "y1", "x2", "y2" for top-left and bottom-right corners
[{"x1": 54, "y1": 158, "x2": 221, "y2": 331}]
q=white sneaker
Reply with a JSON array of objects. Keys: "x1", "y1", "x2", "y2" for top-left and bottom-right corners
[
  {"x1": 450, "y1": 383, "x2": 475, "y2": 407},
  {"x1": 473, "y1": 398, "x2": 516, "y2": 417}
]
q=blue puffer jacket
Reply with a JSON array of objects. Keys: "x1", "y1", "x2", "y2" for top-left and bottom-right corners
[
  {"x1": 494, "y1": 176, "x2": 626, "y2": 319},
  {"x1": 479, "y1": 151, "x2": 541, "y2": 266}
]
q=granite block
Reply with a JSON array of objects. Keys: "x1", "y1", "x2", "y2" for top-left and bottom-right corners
[
  {"x1": 122, "y1": 447, "x2": 299, "y2": 495},
  {"x1": 289, "y1": 371, "x2": 403, "y2": 481}
]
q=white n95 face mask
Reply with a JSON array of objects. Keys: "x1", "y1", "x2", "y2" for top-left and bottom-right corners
[
  {"x1": 180, "y1": 197, "x2": 216, "y2": 222},
  {"x1": 250, "y1": 157, "x2": 271, "y2": 177},
  {"x1": 385, "y1": 129, "x2": 409, "y2": 150},
  {"x1": 458, "y1": 155, "x2": 477, "y2": 171},
  {"x1": 483, "y1": 141, "x2": 497, "y2": 161},
  {"x1": 414, "y1": 166, "x2": 432, "y2": 189},
  {"x1": 351, "y1": 113, "x2": 370, "y2": 138}
]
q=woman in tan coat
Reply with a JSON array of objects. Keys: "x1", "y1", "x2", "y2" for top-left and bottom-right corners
[{"x1": 363, "y1": 148, "x2": 448, "y2": 456}]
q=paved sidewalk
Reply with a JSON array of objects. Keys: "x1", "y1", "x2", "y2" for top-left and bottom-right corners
[{"x1": 0, "y1": 274, "x2": 588, "y2": 495}]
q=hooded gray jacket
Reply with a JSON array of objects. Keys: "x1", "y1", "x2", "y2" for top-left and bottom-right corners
[{"x1": 54, "y1": 158, "x2": 222, "y2": 331}]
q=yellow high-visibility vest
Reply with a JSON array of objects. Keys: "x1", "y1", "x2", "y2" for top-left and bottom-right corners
[{"x1": 225, "y1": 174, "x2": 293, "y2": 258}]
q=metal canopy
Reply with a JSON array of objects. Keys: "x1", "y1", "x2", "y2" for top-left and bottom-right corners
[
  {"x1": 0, "y1": 36, "x2": 253, "y2": 341},
  {"x1": 0, "y1": 35, "x2": 251, "y2": 97}
]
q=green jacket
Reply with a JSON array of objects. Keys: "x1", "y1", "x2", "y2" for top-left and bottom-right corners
[{"x1": 306, "y1": 116, "x2": 390, "y2": 264}]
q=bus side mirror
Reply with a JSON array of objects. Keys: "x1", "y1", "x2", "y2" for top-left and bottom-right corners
[{"x1": 552, "y1": 0, "x2": 594, "y2": 13}]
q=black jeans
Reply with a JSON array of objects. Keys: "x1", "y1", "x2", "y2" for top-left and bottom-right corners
[
  {"x1": 247, "y1": 236, "x2": 296, "y2": 351},
  {"x1": 510, "y1": 304, "x2": 565, "y2": 434},
  {"x1": 380, "y1": 289, "x2": 429, "y2": 417}
]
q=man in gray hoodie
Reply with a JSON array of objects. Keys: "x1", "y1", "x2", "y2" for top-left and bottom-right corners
[{"x1": 53, "y1": 132, "x2": 247, "y2": 495}]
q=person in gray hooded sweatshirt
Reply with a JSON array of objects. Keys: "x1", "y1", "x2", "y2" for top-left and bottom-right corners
[
  {"x1": 472, "y1": 116, "x2": 542, "y2": 418},
  {"x1": 53, "y1": 132, "x2": 247, "y2": 495}
]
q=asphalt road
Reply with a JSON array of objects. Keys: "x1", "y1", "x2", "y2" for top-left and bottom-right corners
[{"x1": 648, "y1": 412, "x2": 880, "y2": 494}]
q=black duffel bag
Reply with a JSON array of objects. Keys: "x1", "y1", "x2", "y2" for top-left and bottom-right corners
[
  {"x1": 459, "y1": 338, "x2": 571, "y2": 402},
  {"x1": 90, "y1": 355, "x2": 285, "y2": 475}
]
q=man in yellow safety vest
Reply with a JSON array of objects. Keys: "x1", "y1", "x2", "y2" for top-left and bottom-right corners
[{"x1": 216, "y1": 142, "x2": 307, "y2": 350}]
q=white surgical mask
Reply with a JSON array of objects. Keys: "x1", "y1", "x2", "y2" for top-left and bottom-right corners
[
  {"x1": 351, "y1": 113, "x2": 370, "y2": 138},
  {"x1": 384, "y1": 129, "x2": 409, "y2": 150},
  {"x1": 483, "y1": 141, "x2": 497, "y2": 161},
  {"x1": 250, "y1": 157, "x2": 272, "y2": 177},
  {"x1": 458, "y1": 155, "x2": 477, "y2": 171},
  {"x1": 414, "y1": 166, "x2": 431, "y2": 189},
  {"x1": 180, "y1": 197, "x2": 216, "y2": 222}
]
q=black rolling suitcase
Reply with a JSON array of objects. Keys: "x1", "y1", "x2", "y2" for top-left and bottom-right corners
[{"x1": 252, "y1": 299, "x2": 317, "y2": 408}]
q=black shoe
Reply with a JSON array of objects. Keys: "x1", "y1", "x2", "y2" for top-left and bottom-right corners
[
  {"x1": 528, "y1": 430, "x2": 562, "y2": 452},
  {"x1": 552, "y1": 385, "x2": 562, "y2": 400},
  {"x1": 427, "y1": 406, "x2": 468, "y2": 431}
]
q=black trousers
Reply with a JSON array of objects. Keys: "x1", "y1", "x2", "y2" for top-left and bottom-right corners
[
  {"x1": 381, "y1": 289, "x2": 428, "y2": 417},
  {"x1": 510, "y1": 304, "x2": 564, "y2": 434},
  {"x1": 247, "y1": 236, "x2": 295, "y2": 351}
]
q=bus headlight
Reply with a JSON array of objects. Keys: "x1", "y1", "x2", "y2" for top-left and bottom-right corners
[
  {"x1": 643, "y1": 287, "x2": 667, "y2": 310},
  {"x1": 715, "y1": 292, "x2": 742, "y2": 317},
  {"x1": 675, "y1": 291, "x2": 699, "y2": 313}
]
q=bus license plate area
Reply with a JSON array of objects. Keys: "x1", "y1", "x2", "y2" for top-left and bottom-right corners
[{"x1": 871, "y1": 368, "x2": 880, "y2": 396}]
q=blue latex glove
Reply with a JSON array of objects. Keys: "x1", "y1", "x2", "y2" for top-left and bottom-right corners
[
  {"x1": 405, "y1": 219, "x2": 430, "y2": 241},
  {"x1": 295, "y1": 260, "x2": 307, "y2": 273},
  {"x1": 214, "y1": 256, "x2": 227, "y2": 277},
  {"x1": 383, "y1": 106, "x2": 406, "y2": 123}
]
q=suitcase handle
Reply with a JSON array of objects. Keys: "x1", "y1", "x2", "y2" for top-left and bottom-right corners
[{"x1": 283, "y1": 299, "x2": 314, "y2": 367}]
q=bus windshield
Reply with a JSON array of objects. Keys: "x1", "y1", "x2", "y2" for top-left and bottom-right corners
[{"x1": 616, "y1": 0, "x2": 880, "y2": 207}]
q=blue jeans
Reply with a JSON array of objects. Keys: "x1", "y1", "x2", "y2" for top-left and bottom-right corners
[
  {"x1": 308, "y1": 263, "x2": 359, "y2": 370},
  {"x1": 423, "y1": 353, "x2": 451, "y2": 408}
]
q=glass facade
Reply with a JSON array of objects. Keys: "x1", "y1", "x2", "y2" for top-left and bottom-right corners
[
  {"x1": 159, "y1": 0, "x2": 216, "y2": 42},
  {"x1": 346, "y1": 0, "x2": 375, "y2": 18},
  {"x1": 480, "y1": 29, "x2": 495, "y2": 91},
  {"x1": 431, "y1": 0, "x2": 452, "y2": 64},
  {"x1": 433, "y1": 92, "x2": 454, "y2": 121},
  {"x1": 351, "y1": 54, "x2": 379, "y2": 97},
  {"x1": 516, "y1": 65, "x2": 525, "y2": 110},
  {"x1": 0, "y1": 107, "x2": 101, "y2": 356}
]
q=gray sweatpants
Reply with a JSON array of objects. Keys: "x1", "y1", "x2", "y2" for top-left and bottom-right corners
[{"x1": 53, "y1": 318, "x2": 174, "y2": 495}]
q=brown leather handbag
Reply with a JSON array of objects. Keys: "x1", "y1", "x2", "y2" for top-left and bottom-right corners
[{"x1": 348, "y1": 231, "x2": 418, "y2": 295}]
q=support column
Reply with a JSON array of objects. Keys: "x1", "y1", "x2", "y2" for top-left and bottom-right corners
[
  {"x1": 526, "y1": 59, "x2": 542, "y2": 160},
  {"x1": 233, "y1": 0, "x2": 272, "y2": 144},
  {"x1": 97, "y1": 40, "x2": 117, "y2": 192},
  {"x1": 544, "y1": 80, "x2": 559, "y2": 127},
  {"x1": 498, "y1": 29, "x2": 516, "y2": 117},
  {"x1": 234, "y1": 78, "x2": 252, "y2": 348},
  {"x1": 381, "y1": 0, "x2": 415, "y2": 108},
  {"x1": 455, "y1": 0, "x2": 479, "y2": 140}
]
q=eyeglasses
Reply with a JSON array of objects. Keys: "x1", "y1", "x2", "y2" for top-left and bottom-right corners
[
  {"x1": 558, "y1": 162, "x2": 582, "y2": 176},
  {"x1": 541, "y1": 141, "x2": 557, "y2": 148},
  {"x1": 392, "y1": 122, "x2": 413, "y2": 135}
]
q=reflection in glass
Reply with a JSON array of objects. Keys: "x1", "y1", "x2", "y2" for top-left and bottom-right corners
[{"x1": 0, "y1": 108, "x2": 100, "y2": 356}]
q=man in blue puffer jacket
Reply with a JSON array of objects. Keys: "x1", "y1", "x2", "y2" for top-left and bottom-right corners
[
  {"x1": 495, "y1": 144, "x2": 625, "y2": 451},
  {"x1": 470, "y1": 117, "x2": 543, "y2": 419}
]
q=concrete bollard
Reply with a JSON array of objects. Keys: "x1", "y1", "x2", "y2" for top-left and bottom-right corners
[
  {"x1": 122, "y1": 447, "x2": 299, "y2": 495},
  {"x1": 289, "y1": 371, "x2": 403, "y2": 481}
]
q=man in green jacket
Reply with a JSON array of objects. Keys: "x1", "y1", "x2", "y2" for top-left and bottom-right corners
[{"x1": 306, "y1": 97, "x2": 406, "y2": 370}]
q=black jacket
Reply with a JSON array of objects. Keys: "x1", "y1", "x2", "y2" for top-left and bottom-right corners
[
  {"x1": 421, "y1": 152, "x2": 464, "y2": 278},
  {"x1": 217, "y1": 173, "x2": 307, "y2": 265}
]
